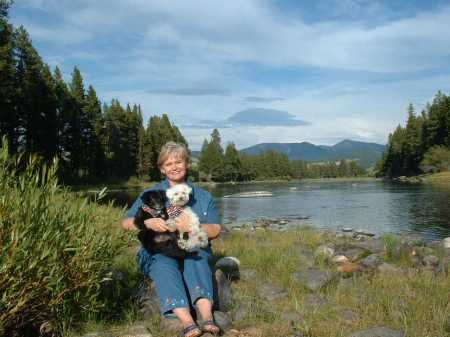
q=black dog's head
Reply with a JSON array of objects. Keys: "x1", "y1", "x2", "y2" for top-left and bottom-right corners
[{"x1": 134, "y1": 190, "x2": 168, "y2": 230}]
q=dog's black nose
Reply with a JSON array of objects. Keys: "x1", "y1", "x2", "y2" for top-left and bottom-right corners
[{"x1": 182, "y1": 232, "x2": 189, "y2": 240}]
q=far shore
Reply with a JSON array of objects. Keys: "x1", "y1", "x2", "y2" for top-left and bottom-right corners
[{"x1": 72, "y1": 172, "x2": 449, "y2": 193}]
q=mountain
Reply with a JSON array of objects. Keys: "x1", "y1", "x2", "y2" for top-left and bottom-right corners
[{"x1": 241, "y1": 139, "x2": 386, "y2": 168}]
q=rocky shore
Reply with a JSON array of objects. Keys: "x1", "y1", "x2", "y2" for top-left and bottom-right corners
[{"x1": 80, "y1": 227, "x2": 450, "y2": 337}]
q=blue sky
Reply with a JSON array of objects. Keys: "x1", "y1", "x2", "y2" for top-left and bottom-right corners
[{"x1": 9, "y1": 0, "x2": 450, "y2": 150}]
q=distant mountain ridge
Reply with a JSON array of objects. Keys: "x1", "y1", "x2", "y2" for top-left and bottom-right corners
[{"x1": 241, "y1": 139, "x2": 386, "y2": 168}]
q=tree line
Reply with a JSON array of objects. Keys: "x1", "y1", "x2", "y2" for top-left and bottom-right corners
[
  {"x1": 197, "y1": 129, "x2": 366, "y2": 182},
  {"x1": 377, "y1": 91, "x2": 450, "y2": 177},
  {"x1": 0, "y1": 2, "x2": 186, "y2": 183}
]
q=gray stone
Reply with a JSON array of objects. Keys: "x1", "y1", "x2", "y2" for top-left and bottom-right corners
[
  {"x1": 215, "y1": 256, "x2": 240, "y2": 280},
  {"x1": 292, "y1": 268, "x2": 336, "y2": 291},
  {"x1": 347, "y1": 326, "x2": 405, "y2": 337},
  {"x1": 213, "y1": 310, "x2": 233, "y2": 331},
  {"x1": 356, "y1": 239, "x2": 385, "y2": 254},
  {"x1": 355, "y1": 229, "x2": 375, "y2": 237},
  {"x1": 160, "y1": 317, "x2": 183, "y2": 334},
  {"x1": 342, "y1": 227, "x2": 354, "y2": 232},
  {"x1": 231, "y1": 302, "x2": 250, "y2": 321},
  {"x1": 214, "y1": 269, "x2": 233, "y2": 311},
  {"x1": 422, "y1": 255, "x2": 439, "y2": 267},
  {"x1": 136, "y1": 279, "x2": 160, "y2": 317},
  {"x1": 401, "y1": 233, "x2": 425, "y2": 246},
  {"x1": 315, "y1": 245, "x2": 335, "y2": 259},
  {"x1": 338, "y1": 247, "x2": 369, "y2": 262},
  {"x1": 297, "y1": 248, "x2": 315, "y2": 268},
  {"x1": 257, "y1": 282, "x2": 288, "y2": 301},
  {"x1": 361, "y1": 254, "x2": 382, "y2": 269},
  {"x1": 332, "y1": 255, "x2": 349, "y2": 264}
]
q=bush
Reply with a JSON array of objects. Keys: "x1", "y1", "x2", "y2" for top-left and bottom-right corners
[
  {"x1": 0, "y1": 138, "x2": 127, "y2": 336},
  {"x1": 420, "y1": 145, "x2": 450, "y2": 173}
]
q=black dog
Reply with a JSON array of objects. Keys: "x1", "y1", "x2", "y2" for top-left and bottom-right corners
[{"x1": 134, "y1": 190, "x2": 186, "y2": 258}]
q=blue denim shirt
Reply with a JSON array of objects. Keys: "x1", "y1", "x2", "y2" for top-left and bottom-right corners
[{"x1": 125, "y1": 179, "x2": 221, "y2": 225}]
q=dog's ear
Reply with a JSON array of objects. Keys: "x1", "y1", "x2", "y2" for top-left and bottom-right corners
[
  {"x1": 183, "y1": 184, "x2": 192, "y2": 195},
  {"x1": 166, "y1": 188, "x2": 174, "y2": 201}
]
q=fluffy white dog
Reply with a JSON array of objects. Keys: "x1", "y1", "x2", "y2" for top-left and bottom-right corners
[{"x1": 166, "y1": 183, "x2": 209, "y2": 252}]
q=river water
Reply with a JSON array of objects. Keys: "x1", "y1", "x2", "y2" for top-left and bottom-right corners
[{"x1": 105, "y1": 179, "x2": 450, "y2": 240}]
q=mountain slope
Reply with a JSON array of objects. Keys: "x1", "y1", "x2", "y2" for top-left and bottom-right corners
[{"x1": 241, "y1": 139, "x2": 386, "y2": 168}]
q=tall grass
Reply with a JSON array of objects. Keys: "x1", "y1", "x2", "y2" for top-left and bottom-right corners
[{"x1": 0, "y1": 139, "x2": 134, "y2": 336}]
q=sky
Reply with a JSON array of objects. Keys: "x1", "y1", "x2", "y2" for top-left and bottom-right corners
[{"x1": 9, "y1": 0, "x2": 450, "y2": 150}]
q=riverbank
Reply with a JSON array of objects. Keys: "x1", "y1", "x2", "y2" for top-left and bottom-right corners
[
  {"x1": 421, "y1": 171, "x2": 450, "y2": 188},
  {"x1": 77, "y1": 226, "x2": 450, "y2": 337}
]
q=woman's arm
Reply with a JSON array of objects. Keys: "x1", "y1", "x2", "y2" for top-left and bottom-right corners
[
  {"x1": 122, "y1": 217, "x2": 169, "y2": 232},
  {"x1": 202, "y1": 223, "x2": 222, "y2": 239}
]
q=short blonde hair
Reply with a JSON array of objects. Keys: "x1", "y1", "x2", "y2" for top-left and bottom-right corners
[{"x1": 158, "y1": 141, "x2": 190, "y2": 168}]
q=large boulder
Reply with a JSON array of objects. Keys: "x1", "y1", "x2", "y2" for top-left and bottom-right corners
[
  {"x1": 136, "y1": 279, "x2": 160, "y2": 317},
  {"x1": 215, "y1": 256, "x2": 240, "y2": 280},
  {"x1": 257, "y1": 282, "x2": 288, "y2": 301}
]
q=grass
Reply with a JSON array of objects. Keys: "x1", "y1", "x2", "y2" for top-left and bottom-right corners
[{"x1": 69, "y1": 226, "x2": 450, "y2": 337}]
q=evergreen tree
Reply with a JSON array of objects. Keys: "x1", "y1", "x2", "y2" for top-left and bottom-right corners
[
  {"x1": 0, "y1": 2, "x2": 17, "y2": 151},
  {"x1": 198, "y1": 129, "x2": 224, "y2": 181},
  {"x1": 223, "y1": 142, "x2": 241, "y2": 181}
]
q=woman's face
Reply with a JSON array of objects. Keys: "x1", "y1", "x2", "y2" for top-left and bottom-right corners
[{"x1": 160, "y1": 154, "x2": 187, "y2": 184}]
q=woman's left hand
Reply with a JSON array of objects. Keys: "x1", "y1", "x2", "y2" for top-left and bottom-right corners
[{"x1": 175, "y1": 211, "x2": 191, "y2": 233}]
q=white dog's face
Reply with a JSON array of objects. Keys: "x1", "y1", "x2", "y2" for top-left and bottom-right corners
[{"x1": 166, "y1": 183, "x2": 192, "y2": 206}]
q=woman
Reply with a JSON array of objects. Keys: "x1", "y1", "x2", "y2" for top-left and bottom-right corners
[{"x1": 122, "y1": 141, "x2": 222, "y2": 337}]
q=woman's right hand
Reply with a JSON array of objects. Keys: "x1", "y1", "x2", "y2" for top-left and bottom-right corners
[{"x1": 144, "y1": 218, "x2": 169, "y2": 232}]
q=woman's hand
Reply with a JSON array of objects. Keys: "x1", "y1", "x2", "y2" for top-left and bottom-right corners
[
  {"x1": 175, "y1": 212, "x2": 191, "y2": 233},
  {"x1": 144, "y1": 218, "x2": 169, "y2": 232}
]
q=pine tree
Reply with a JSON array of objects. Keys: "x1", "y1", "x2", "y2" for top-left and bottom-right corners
[
  {"x1": 223, "y1": 142, "x2": 241, "y2": 181},
  {"x1": 0, "y1": 2, "x2": 18, "y2": 151},
  {"x1": 198, "y1": 129, "x2": 224, "y2": 181}
]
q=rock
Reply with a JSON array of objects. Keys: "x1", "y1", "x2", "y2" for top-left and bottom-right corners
[
  {"x1": 361, "y1": 254, "x2": 382, "y2": 269},
  {"x1": 342, "y1": 227, "x2": 354, "y2": 232},
  {"x1": 215, "y1": 256, "x2": 241, "y2": 280},
  {"x1": 442, "y1": 237, "x2": 450, "y2": 249},
  {"x1": 315, "y1": 244, "x2": 335, "y2": 259},
  {"x1": 239, "y1": 268, "x2": 258, "y2": 281},
  {"x1": 257, "y1": 282, "x2": 288, "y2": 301},
  {"x1": 347, "y1": 326, "x2": 405, "y2": 337},
  {"x1": 160, "y1": 316, "x2": 183, "y2": 334},
  {"x1": 422, "y1": 255, "x2": 439, "y2": 267},
  {"x1": 280, "y1": 311, "x2": 306, "y2": 326},
  {"x1": 136, "y1": 279, "x2": 160, "y2": 316},
  {"x1": 337, "y1": 247, "x2": 369, "y2": 262},
  {"x1": 213, "y1": 310, "x2": 233, "y2": 331},
  {"x1": 356, "y1": 239, "x2": 385, "y2": 254},
  {"x1": 214, "y1": 269, "x2": 233, "y2": 311},
  {"x1": 238, "y1": 327, "x2": 264, "y2": 336},
  {"x1": 332, "y1": 255, "x2": 349, "y2": 264},
  {"x1": 377, "y1": 263, "x2": 402, "y2": 275},
  {"x1": 297, "y1": 248, "x2": 315, "y2": 268},
  {"x1": 292, "y1": 268, "x2": 336, "y2": 291},
  {"x1": 354, "y1": 229, "x2": 375, "y2": 237},
  {"x1": 401, "y1": 233, "x2": 425, "y2": 246},
  {"x1": 336, "y1": 262, "x2": 362, "y2": 274}
]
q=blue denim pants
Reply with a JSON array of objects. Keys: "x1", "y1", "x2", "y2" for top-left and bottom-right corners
[{"x1": 138, "y1": 246, "x2": 214, "y2": 316}]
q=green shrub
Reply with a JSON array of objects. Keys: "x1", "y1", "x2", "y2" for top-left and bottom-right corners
[
  {"x1": 420, "y1": 145, "x2": 450, "y2": 173},
  {"x1": 0, "y1": 138, "x2": 127, "y2": 336}
]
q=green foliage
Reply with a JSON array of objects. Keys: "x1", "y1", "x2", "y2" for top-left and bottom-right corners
[
  {"x1": 0, "y1": 138, "x2": 126, "y2": 336},
  {"x1": 378, "y1": 92, "x2": 450, "y2": 177},
  {"x1": 198, "y1": 129, "x2": 224, "y2": 181},
  {"x1": 420, "y1": 145, "x2": 450, "y2": 173}
]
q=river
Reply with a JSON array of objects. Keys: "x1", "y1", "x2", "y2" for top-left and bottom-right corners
[{"x1": 103, "y1": 179, "x2": 450, "y2": 240}]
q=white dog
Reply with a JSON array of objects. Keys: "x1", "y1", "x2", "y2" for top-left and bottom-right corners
[{"x1": 166, "y1": 183, "x2": 209, "y2": 252}]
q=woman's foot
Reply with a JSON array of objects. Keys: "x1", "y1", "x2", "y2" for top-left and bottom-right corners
[
  {"x1": 201, "y1": 320, "x2": 221, "y2": 335},
  {"x1": 180, "y1": 324, "x2": 202, "y2": 337}
]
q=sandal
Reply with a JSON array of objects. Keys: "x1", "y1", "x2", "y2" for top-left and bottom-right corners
[
  {"x1": 180, "y1": 324, "x2": 202, "y2": 337},
  {"x1": 201, "y1": 320, "x2": 221, "y2": 335}
]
